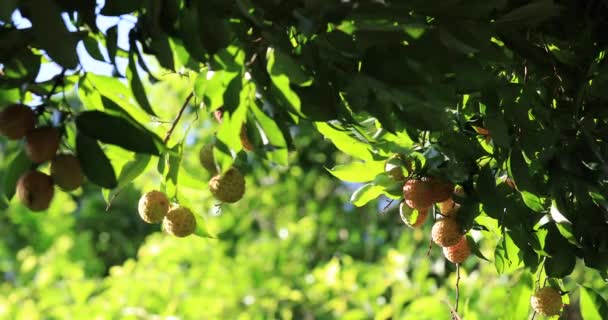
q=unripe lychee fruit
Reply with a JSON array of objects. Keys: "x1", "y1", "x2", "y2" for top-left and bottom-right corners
[
  {"x1": 531, "y1": 287, "x2": 563, "y2": 317},
  {"x1": 400, "y1": 202, "x2": 429, "y2": 228},
  {"x1": 442, "y1": 236, "x2": 470, "y2": 264},
  {"x1": 431, "y1": 218, "x2": 462, "y2": 247},
  {"x1": 428, "y1": 177, "x2": 454, "y2": 203},
  {"x1": 403, "y1": 179, "x2": 434, "y2": 210},
  {"x1": 162, "y1": 205, "x2": 197, "y2": 237},
  {"x1": 25, "y1": 126, "x2": 60, "y2": 163},
  {"x1": 209, "y1": 167, "x2": 246, "y2": 203},
  {"x1": 16, "y1": 170, "x2": 54, "y2": 211},
  {"x1": 50, "y1": 154, "x2": 84, "y2": 191},
  {"x1": 199, "y1": 143, "x2": 217, "y2": 173},
  {"x1": 138, "y1": 191, "x2": 169, "y2": 224},
  {"x1": 0, "y1": 104, "x2": 36, "y2": 140}
]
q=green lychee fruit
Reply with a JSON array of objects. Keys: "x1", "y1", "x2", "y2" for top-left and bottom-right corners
[
  {"x1": 162, "y1": 205, "x2": 197, "y2": 237},
  {"x1": 209, "y1": 167, "x2": 245, "y2": 203},
  {"x1": 199, "y1": 142, "x2": 217, "y2": 173},
  {"x1": 531, "y1": 287, "x2": 563, "y2": 317},
  {"x1": 138, "y1": 191, "x2": 169, "y2": 223}
]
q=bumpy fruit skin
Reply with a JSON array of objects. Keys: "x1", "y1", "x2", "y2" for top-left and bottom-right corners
[
  {"x1": 209, "y1": 167, "x2": 246, "y2": 203},
  {"x1": 443, "y1": 236, "x2": 470, "y2": 264},
  {"x1": 50, "y1": 154, "x2": 84, "y2": 191},
  {"x1": 428, "y1": 177, "x2": 454, "y2": 203},
  {"x1": 431, "y1": 218, "x2": 462, "y2": 247},
  {"x1": 138, "y1": 191, "x2": 169, "y2": 223},
  {"x1": 25, "y1": 126, "x2": 60, "y2": 163},
  {"x1": 162, "y1": 205, "x2": 197, "y2": 237},
  {"x1": 16, "y1": 171, "x2": 54, "y2": 211},
  {"x1": 403, "y1": 179, "x2": 434, "y2": 210},
  {"x1": 0, "y1": 104, "x2": 36, "y2": 140},
  {"x1": 199, "y1": 143, "x2": 217, "y2": 173},
  {"x1": 531, "y1": 287, "x2": 563, "y2": 317},
  {"x1": 400, "y1": 202, "x2": 429, "y2": 228}
]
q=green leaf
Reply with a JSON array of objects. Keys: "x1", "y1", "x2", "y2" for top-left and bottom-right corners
[
  {"x1": 580, "y1": 286, "x2": 608, "y2": 320},
  {"x1": 127, "y1": 49, "x2": 157, "y2": 116},
  {"x1": 250, "y1": 102, "x2": 288, "y2": 166},
  {"x1": 467, "y1": 235, "x2": 490, "y2": 262},
  {"x1": 485, "y1": 113, "x2": 510, "y2": 147},
  {"x1": 350, "y1": 183, "x2": 384, "y2": 207},
  {"x1": 315, "y1": 122, "x2": 374, "y2": 161},
  {"x1": 507, "y1": 147, "x2": 535, "y2": 192},
  {"x1": 101, "y1": 0, "x2": 142, "y2": 16},
  {"x1": 106, "y1": 25, "x2": 118, "y2": 67},
  {"x1": 193, "y1": 214, "x2": 216, "y2": 239},
  {"x1": 85, "y1": 73, "x2": 151, "y2": 123},
  {"x1": 102, "y1": 154, "x2": 151, "y2": 204},
  {"x1": 194, "y1": 69, "x2": 238, "y2": 111},
  {"x1": 2, "y1": 150, "x2": 32, "y2": 201},
  {"x1": 82, "y1": 36, "x2": 106, "y2": 61},
  {"x1": 496, "y1": 0, "x2": 561, "y2": 27},
  {"x1": 265, "y1": 48, "x2": 312, "y2": 86},
  {"x1": 178, "y1": 9, "x2": 206, "y2": 62},
  {"x1": 328, "y1": 161, "x2": 385, "y2": 183},
  {"x1": 158, "y1": 145, "x2": 182, "y2": 199},
  {"x1": 266, "y1": 47, "x2": 303, "y2": 120},
  {"x1": 76, "y1": 111, "x2": 160, "y2": 155},
  {"x1": 521, "y1": 191, "x2": 545, "y2": 212},
  {"x1": 494, "y1": 232, "x2": 523, "y2": 274},
  {"x1": 25, "y1": 0, "x2": 78, "y2": 68},
  {"x1": 0, "y1": 0, "x2": 18, "y2": 22},
  {"x1": 76, "y1": 133, "x2": 118, "y2": 189}
]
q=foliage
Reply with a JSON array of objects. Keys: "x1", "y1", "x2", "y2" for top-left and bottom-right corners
[{"x1": 2, "y1": 0, "x2": 608, "y2": 318}]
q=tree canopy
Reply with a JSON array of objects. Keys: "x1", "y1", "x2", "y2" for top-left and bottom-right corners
[{"x1": 2, "y1": 0, "x2": 608, "y2": 318}]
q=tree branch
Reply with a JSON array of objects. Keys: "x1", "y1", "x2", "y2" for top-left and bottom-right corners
[
  {"x1": 163, "y1": 92, "x2": 194, "y2": 144},
  {"x1": 455, "y1": 263, "x2": 461, "y2": 313}
]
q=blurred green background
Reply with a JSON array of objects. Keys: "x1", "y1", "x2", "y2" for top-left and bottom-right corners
[{"x1": 1, "y1": 81, "x2": 607, "y2": 320}]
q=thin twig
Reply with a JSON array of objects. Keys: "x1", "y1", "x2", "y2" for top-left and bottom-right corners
[
  {"x1": 380, "y1": 199, "x2": 395, "y2": 215},
  {"x1": 455, "y1": 263, "x2": 461, "y2": 313},
  {"x1": 46, "y1": 69, "x2": 66, "y2": 100},
  {"x1": 425, "y1": 206, "x2": 436, "y2": 257},
  {"x1": 163, "y1": 92, "x2": 194, "y2": 144},
  {"x1": 531, "y1": 311, "x2": 537, "y2": 320}
]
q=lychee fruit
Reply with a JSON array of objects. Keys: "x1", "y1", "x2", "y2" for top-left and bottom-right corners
[
  {"x1": 403, "y1": 178, "x2": 434, "y2": 210},
  {"x1": 162, "y1": 205, "x2": 197, "y2": 237},
  {"x1": 431, "y1": 218, "x2": 463, "y2": 247},
  {"x1": 209, "y1": 167, "x2": 245, "y2": 203},
  {"x1": 439, "y1": 199, "x2": 460, "y2": 217},
  {"x1": 138, "y1": 191, "x2": 169, "y2": 224},
  {"x1": 0, "y1": 104, "x2": 36, "y2": 140},
  {"x1": 530, "y1": 287, "x2": 563, "y2": 317},
  {"x1": 428, "y1": 177, "x2": 454, "y2": 203},
  {"x1": 240, "y1": 126, "x2": 254, "y2": 151},
  {"x1": 50, "y1": 154, "x2": 84, "y2": 191},
  {"x1": 199, "y1": 142, "x2": 217, "y2": 173},
  {"x1": 16, "y1": 170, "x2": 55, "y2": 211},
  {"x1": 400, "y1": 202, "x2": 429, "y2": 228},
  {"x1": 442, "y1": 236, "x2": 471, "y2": 264},
  {"x1": 25, "y1": 126, "x2": 60, "y2": 163}
]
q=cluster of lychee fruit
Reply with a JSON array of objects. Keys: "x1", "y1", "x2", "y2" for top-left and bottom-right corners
[
  {"x1": 0, "y1": 104, "x2": 83, "y2": 211},
  {"x1": 138, "y1": 190, "x2": 197, "y2": 237},
  {"x1": 530, "y1": 286, "x2": 563, "y2": 317},
  {"x1": 400, "y1": 176, "x2": 470, "y2": 264},
  {"x1": 197, "y1": 108, "x2": 247, "y2": 204}
]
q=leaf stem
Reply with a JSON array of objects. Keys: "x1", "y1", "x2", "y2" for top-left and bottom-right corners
[
  {"x1": 455, "y1": 263, "x2": 461, "y2": 313},
  {"x1": 163, "y1": 92, "x2": 194, "y2": 145}
]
